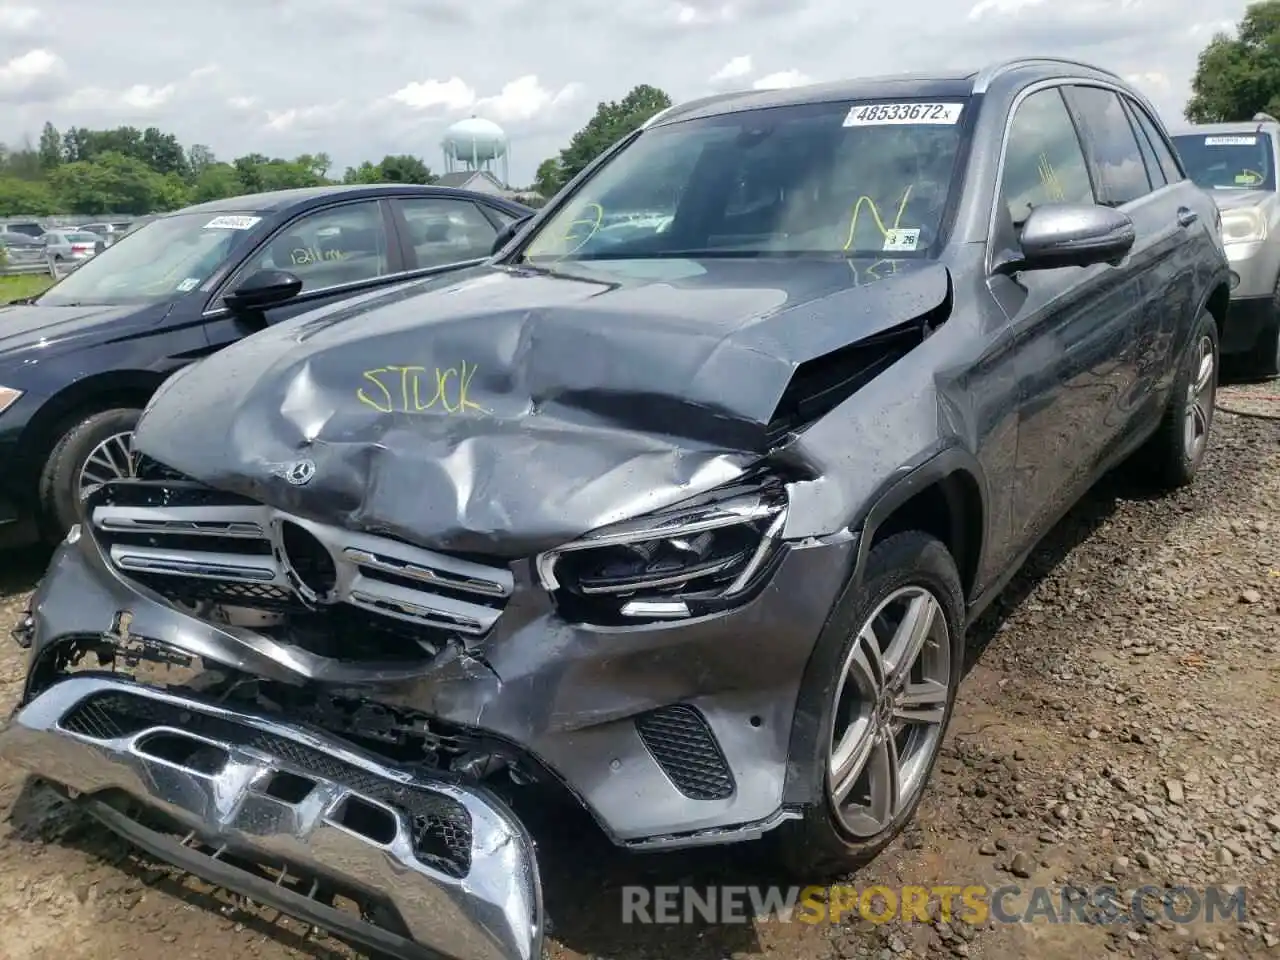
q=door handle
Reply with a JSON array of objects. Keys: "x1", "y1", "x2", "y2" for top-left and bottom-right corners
[{"x1": 1177, "y1": 207, "x2": 1198, "y2": 227}]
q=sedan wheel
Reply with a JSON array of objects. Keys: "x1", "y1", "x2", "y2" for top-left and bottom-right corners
[
  {"x1": 78, "y1": 431, "x2": 137, "y2": 499},
  {"x1": 828, "y1": 584, "x2": 951, "y2": 839}
]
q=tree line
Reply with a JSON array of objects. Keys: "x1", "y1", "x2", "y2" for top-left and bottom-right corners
[{"x1": 0, "y1": 123, "x2": 442, "y2": 217}]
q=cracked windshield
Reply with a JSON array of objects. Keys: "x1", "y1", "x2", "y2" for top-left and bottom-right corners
[{"x1": 523, "y1": 99, "x2": 968, "y2": 262}]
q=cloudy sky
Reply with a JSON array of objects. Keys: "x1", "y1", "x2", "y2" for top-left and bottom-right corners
[{"x1": 0, "y1": 0, "x2": 1254, "y2": 186}]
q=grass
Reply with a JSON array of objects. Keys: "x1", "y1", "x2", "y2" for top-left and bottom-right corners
[{"x1": 0, "y1": 273, "x2": 54, "y2": 305}]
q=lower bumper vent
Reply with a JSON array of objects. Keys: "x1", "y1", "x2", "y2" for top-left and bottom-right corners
[
  {"x1": 61, "y1": 691, "x2": 473, "y2": 875},
  {"x1": 635, "y1": 704, "x2": 735, "y2": 801}
]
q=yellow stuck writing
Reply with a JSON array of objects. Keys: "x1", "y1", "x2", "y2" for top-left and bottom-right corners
[{"x1": 356, "y1": 361, "x2": 490, "y2": 415}]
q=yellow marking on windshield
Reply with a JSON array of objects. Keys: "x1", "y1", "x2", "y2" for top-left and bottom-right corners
[
  {"x1": 842, "y1": 186, "x2": 914, "y2": 253},
  {"x1": 356, "y1": 362, "x2": 491, "y2": 415},
  {"x1": 1237, "y1": 168, "x2": 1264, "y2": 186},
  {"x1": 1037, "y1": 153, "x2": 1065, "y2": 202},
  {"x1": 555, "y1": 202, "x2": 604, "y2": 259}
]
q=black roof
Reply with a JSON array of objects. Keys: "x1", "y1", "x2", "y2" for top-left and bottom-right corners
[
  {"x1": 652, "y1": 58, "x2": 1123, "y2": 127},
  {"x1": 170, "y1": 183, "x2": 523, "y2": 217}
]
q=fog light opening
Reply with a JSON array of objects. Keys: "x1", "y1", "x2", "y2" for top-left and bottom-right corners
[{"x1": 1229, "y1": 270, "x2": 1241, "y2": 290}]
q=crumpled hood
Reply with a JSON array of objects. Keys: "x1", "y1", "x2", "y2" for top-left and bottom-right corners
[
  {"x1": 134, "y1": 257, "x2": 949, "y2": 556},
  {"x1": 0, "y1": 301, "x2": 159, "y2": 355}
]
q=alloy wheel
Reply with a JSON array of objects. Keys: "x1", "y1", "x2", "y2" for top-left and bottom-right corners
[
  {"x1": 827, "y1": 585, "x2": 951, "y2": 839},
  {"x1": 1182, "y1": 334, "x2": 1216, "y2": 461},
  {"x1": 78, "y1": 431, "x2": 137, "y2": 499}
]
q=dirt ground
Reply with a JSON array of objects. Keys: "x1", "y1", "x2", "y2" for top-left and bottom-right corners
[{"x1": 1, "y1": 383, "x2": 1278, "y2": 960}]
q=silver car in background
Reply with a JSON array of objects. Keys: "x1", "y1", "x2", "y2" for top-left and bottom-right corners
[
  {"x1": 0, "y1": 230, "x2": 48, "y2": 272},
  {"x1": 1171, "y1": 114, "x2": 1280, "y2": 377},
  {"x1": 41, "y1": 230, "x2": 102, "y2": 263}
]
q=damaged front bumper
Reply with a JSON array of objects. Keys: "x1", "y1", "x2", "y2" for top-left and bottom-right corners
[{"x1": 0, "y1": 673, "x2": 542, "y2": 960}]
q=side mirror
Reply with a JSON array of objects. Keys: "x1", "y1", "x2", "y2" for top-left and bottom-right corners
[
  {"x1": 224, "y1": 269, "x2": 303, "y2": 311},
  {"x1": 1016, "y1": 203, "x2": 1136, "y2": 271},
  {"x1": 491, "y1": 214, "x2": 535, "y2": 256}
]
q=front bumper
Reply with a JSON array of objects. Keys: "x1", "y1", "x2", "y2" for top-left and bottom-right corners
[
  {"x1": 0, "y1": 674, "x2": 541, "y2": 960},
  {"x1": 24, "y1": 502, "x2": 855, "y2": 846}
]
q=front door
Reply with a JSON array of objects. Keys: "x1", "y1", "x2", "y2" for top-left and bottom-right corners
[{"x1": 987, "y1": 85, "x2": 1152, "y2": 552}]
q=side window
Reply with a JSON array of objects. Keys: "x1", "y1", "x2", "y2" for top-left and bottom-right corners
[
  {"x1": 1000, "y1": 88, "x2": 1096, "y2": 226},
  {"x1": 484, "y1": 206, "x2": 521, "y2": 227},
  {"x1": 1123, "y1": 99, "x2": 1166, "y2": 190},
  {"x1": 1128, "y1": 101, "x2": 1184, "y2": 184},
  {"x1": 1063, "y1": 85, "x2": 1152, "y2": 205},
  {"x1": 234, "y1": 201, "x2": 390, "y2": 295},
  {"x1": 396, "y1": 198, "x2": 499, "y2": 268}
]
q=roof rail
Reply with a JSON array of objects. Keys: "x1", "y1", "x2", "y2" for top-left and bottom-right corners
[
  {"x1": 971, "y1": 56, "x2": 1120, "y2": 93},
  {"x1": 1254, "y1": 111, "x2": 1280, "y2": 129},
  {"x1": 643, "y1": 90, "x2": 745, "y2": 128}
]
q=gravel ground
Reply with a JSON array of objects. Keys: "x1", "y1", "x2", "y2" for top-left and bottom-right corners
[{"x1": 0, "y1": 382, "x2": 1277, "y2": 960}]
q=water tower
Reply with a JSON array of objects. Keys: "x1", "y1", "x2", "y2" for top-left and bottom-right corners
[{"x1": 442, "y1": 117, "x2": 509, "y2": 186}]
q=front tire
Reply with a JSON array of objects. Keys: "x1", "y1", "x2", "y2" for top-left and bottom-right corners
[
  {"x1": 771, "y1": 531, "x2": 965, "y2": 878},
  {"x1": 1142, "y1": 308, "x2": 1219, "y2": 491},
  {"x1": 38, "y1": 408, "x2": 141, "y2": 541}
]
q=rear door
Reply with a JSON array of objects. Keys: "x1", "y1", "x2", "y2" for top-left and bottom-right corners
[
  {"x1": 1062, "y1": 84, "x2": 1186, "y2": 432},
  {"x1": 1122, "y1": 97, "x2": 1220, "y2": 387},
  {"x1": 387, "y1": 195, "x2": 504, "y2": 273}
]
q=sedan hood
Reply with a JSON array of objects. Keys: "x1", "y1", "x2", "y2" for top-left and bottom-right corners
[
  {"x1": 134, "y1": 258, "x2": 950, "y2": 555},
  {"x1": 0, "y1": 301, "x2": 156, "y2": 354}
]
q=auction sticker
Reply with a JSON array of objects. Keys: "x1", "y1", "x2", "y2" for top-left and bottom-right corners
[
  {"x1": 204, "y1": 215, "x2": 262, "y2": 230},
  {"x1": 1205, "y1": 136, "x2": 1258, "y2": 146},
  {"x1": 845, "y1": 102, "x2": 964, "y2": 126},
  {"x1": 883, "y1": 228, "x2": 920, "y2": 252}
]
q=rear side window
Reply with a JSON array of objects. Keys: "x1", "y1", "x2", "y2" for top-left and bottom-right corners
[
  {"x1": 1127, "y1": 102, "x2": 1184, "y2": 185},
  {"x1": 1123, "y1": 100, "x2": 1166, "y2": 189},
  {"x1": 1063, "y1": 85, "x2": 1152, "y2": 206},
  {"x1": 1000, "y1": 87, "x2": 1095, "y2": 226}
]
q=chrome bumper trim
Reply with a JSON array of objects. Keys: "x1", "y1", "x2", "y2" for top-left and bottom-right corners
[{"x1": 0, "y1": 675, "x2": 542, "y2": 960}]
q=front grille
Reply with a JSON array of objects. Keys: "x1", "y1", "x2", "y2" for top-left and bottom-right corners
[
  {"x1": 60, "y1": 690, "x2": 473, "y2": 876},
  {"x1": 87, "y1": 477, "x2": 514, "y2": 664},
  {"x1": 635, "y1": 704, "x2": 735, "y2": 801}
]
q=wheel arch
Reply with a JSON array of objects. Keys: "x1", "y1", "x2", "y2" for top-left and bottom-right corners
[
  {"x1": 779, "y1": 446, "x2": 987, "y2": 808},
  {"x1": 16, "y1": 370, "x2": 163, "y2": 499}
]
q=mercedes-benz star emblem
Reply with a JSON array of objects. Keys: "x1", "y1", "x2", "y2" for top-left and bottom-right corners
[{"x1": 285, "y1": 459, "x2": 316, "y2": 485}]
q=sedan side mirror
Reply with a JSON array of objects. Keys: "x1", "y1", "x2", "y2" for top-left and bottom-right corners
[
  {"x1": 1016, "y1": 203, "x2": 1136, "y2": 271},
  {"x1": 491, "y1": 214, "x2": 535, "y2": 256},
  {"x1": 224, "y1": 269, "x2": 303, "y2": 311}
]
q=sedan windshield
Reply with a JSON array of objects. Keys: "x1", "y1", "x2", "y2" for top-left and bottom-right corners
[
  {"x1": 523, "y1": 98, "x2": 970, "y2": 263},
  {"x1": 1171, "y1": 133, "x2": 1277, "y2": 191},
  {"x1": 36, "y1": 211, "x2": 262, "y2": 307}
]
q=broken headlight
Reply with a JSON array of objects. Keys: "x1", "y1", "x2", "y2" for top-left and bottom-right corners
[{"x1": 536, "y1": 480, "x2": 788, "y2": 624}]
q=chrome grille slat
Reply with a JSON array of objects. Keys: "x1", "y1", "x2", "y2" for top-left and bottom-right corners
[
  {"x1": 94, "y1": 504, "x2": 269, "y2": 538},
  {"x1": 110, "y1": 545, "x2": 282, "y2": 584},
  {"x1": 89, "y1": 487, "x2": 511, "y2": 644}
]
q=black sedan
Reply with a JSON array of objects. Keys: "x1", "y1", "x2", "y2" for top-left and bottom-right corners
[{"x1": 0, "y1": 183, "x2": 532, "y2": 545}]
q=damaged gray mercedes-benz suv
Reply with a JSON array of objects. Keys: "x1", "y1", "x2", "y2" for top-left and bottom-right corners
[{"x1": 1, "y1": 57, "x2": 1229, "y2": 960}]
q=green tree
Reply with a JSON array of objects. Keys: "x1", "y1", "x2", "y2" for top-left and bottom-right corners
[
  {"x1": 187, "y1": 144, "x2": 217, "y2": 179},
  {"x1": 0, "y1": 177, "x2": 58, "y2": 216},
  {"x1": 343, "y1": 154, "x2": 436, "y2": 184},
  {"x1": 549, "y1": 84, "x2": 671, "y2": 188},
  {"x1": 139, "y1": 127, "x2": 190, "y2": 178},
  {"x1": 38, "y1": 122, "x2": 61, "y2": 172},
  {"x1": 1187, "y1": 1, "x2": 1280, "y2": 122},
  {"x1": 190, "y1": 162, "x2": 242, "y2": 202},
  {"x1": 49, "y1": 151, "x2": 168, "y2": 215},
  {"x1": 533, "y1": 158, "x2": 562, "y2": 198}
]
